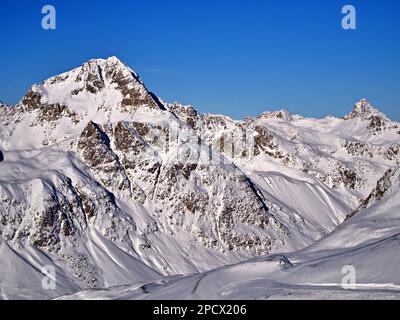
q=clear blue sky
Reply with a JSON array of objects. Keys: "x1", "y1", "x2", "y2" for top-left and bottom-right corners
[{"x1": 0, "y1": 0, "x2": 399, "y2": 120}]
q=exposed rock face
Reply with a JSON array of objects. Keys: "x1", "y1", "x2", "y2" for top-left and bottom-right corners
[
  {"x1": 346, "y1": 166, "x2": 400, "y2": 221},
  {"x1": 341, "y1": 140, "x2": 400, "y2": 164},
  {"x1": 384, "y1": 144, "x2": 400, "y2": 162},
  {"x1": 366, "y1": 166, "x2": 400, "y2": 203},
  {"x1": 151, "y1": 159, "x2": 280, "y2": 254},
  {"x1": 169, "y1": 103, "x2": 199, "y2": 128},
  {"x1": 21, "y1": 89, "x2": 79, "y2": 123},
  {"x1": 75, "y1": 116, "x2": 285, "y2": 254},
  {"x1": 111, "y1": 121, "x2": 162, "y2": 203},
  {"x1": 77, "y1": 121, "x2": 131, "y2": 195},
  {"x1": 342, "y1": 140, "x2": 373, "y2": 158},
  {"x1": 257, "y1": 109, "x2": 293, "y2": 121}
]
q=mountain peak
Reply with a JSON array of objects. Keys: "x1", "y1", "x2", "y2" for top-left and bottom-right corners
[
  {"x1": 80, "y1": 56, "x2": 144, "y2": 86},
  {"x1": 86, "y1": 56, "x2": 130, "y2": 71},
  {"x1": 354, "y1": 98, "x2": 375, "y2": 113},
  {"x1": 18, "y1": 56, "x2": 164, "y2": 115},
  {"x1": 85, "y1": 56, "x2": 126, "y2": 67},
  {"x1": 105, "y1": 55, "x2": 123, "y2": 64},
  {"x1": 343, "y1": 99, "x2": 387, "y2": 121},
  {"x1": 257, "y1": 109, "x2": 292, "y2": 121}
]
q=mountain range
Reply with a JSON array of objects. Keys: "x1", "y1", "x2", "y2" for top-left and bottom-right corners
[{"x1": 0, "y1": 57, "x2": 399, "y2": 299}]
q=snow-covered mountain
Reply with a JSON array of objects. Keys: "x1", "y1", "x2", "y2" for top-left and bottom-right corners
[
  {"x1": 59, "y1": 166, "x2": 400, "y2": 300},
  {"x1": 0, "y1": 57, "x2": 399, "y2": 299}
]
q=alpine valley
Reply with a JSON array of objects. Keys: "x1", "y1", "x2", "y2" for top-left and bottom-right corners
[{"x1": 0, "y1": 57, "x2": 399, "y2": 300}]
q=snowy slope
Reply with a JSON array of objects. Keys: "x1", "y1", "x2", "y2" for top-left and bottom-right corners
[
  {"x1": 60, "y1": 167, "x2": 400, "y2": 300},
  {"x1": 1, "y1": 56, "x2": 399, "y2": 299}
]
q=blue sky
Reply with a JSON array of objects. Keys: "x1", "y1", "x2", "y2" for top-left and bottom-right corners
[{"x1": 0, "y1": 0, "x2": 399, "y2": 120}]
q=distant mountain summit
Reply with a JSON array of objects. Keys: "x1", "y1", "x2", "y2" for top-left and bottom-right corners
[
  {"x1": 20, "y1": 56, "x2": 164, "y2": 121},
  {"x1": 344, "y1": 98, "x2": 389, "y2": 120}
]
